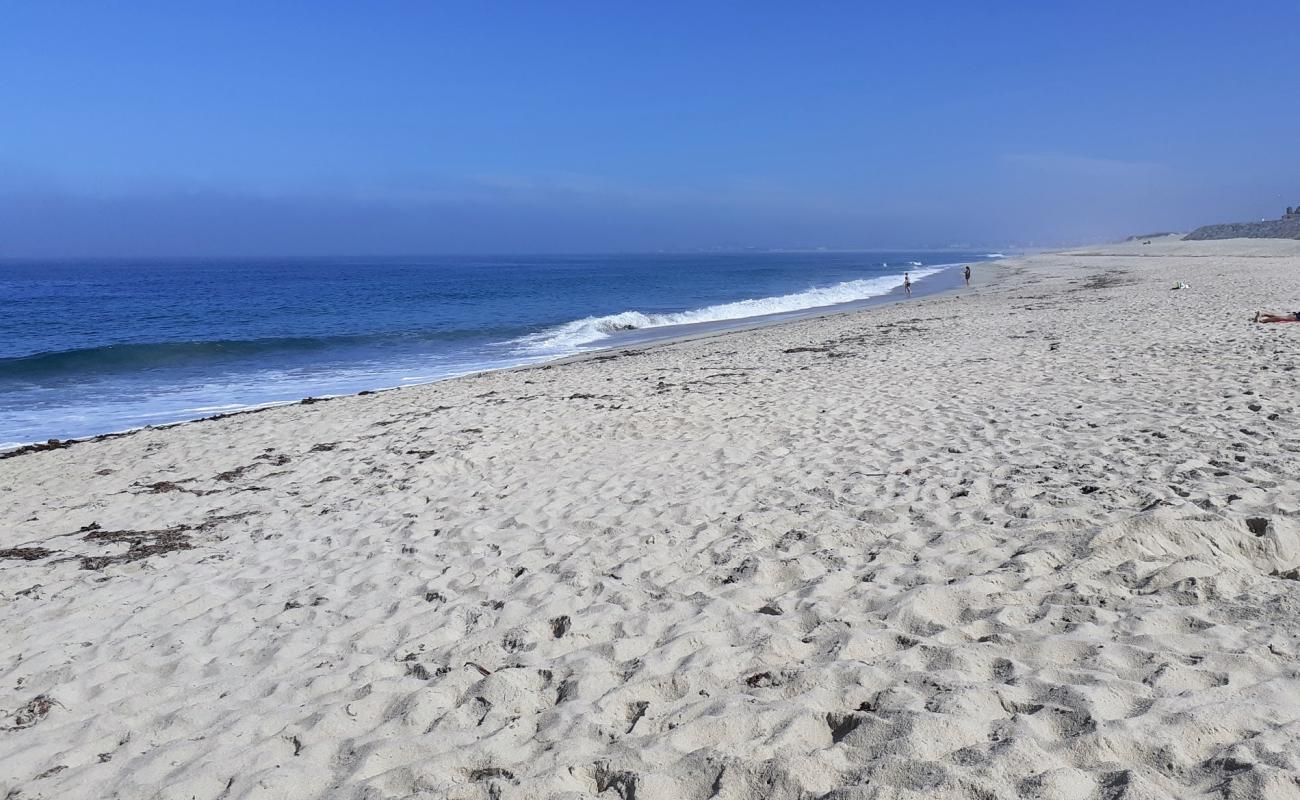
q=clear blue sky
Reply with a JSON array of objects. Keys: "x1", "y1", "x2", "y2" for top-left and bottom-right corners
[{"x1": 2, "y1": 1, "x2": 1297, "y2": 256}]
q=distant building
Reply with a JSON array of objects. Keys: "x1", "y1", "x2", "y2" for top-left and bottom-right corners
[{"x1": 1286, "y1": 206, "x2": 1300, "y2": 219}]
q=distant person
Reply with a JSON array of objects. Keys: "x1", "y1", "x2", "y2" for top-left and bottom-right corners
[
  {"x1": 1253, "y1": 310, "x2": 1300, "y2": 324},
  {"x1": 903, "y1": 272, "x2": 911, "y2": 296},
  {"x1": 964, "y1": 265, "x2": 971, "y2": 286}
]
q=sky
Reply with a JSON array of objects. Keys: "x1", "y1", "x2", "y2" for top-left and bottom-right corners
[{"x1": 2, "y1": 1, "x2": 1298, "y2": 256}]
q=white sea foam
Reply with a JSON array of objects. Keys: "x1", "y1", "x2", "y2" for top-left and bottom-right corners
[
  {"x1": 984, "y1": 252, "x2": 1007, "y2": 258},
  {"x1": 514, "y1": 268, "x2": 939, "y2": 355}
]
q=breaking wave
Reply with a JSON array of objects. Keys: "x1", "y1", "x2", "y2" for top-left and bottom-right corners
[{"x1": 514, "y1": 268, "x2": 940, "y2": 354}]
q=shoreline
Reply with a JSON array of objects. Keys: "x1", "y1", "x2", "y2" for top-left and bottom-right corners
[
  {"x1": 6, "y1": 237, "x2": 1300, "y2": 799},
  {"x1": 0, "y1": 261, "x2": 981, "y2": 459}
]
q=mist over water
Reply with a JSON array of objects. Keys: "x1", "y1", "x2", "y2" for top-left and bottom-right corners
[{"x1": 0, "y1": 253, "x2": 991, "y2": 446}]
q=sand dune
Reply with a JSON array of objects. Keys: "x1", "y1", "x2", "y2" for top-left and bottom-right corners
[{"x1": 3, "y1": 238, "x2": 1300, "y2": 799}]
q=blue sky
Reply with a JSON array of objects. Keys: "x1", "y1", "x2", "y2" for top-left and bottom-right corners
[{"x1": 2, "y1": 1, "x2": 1298, "y2": 255}]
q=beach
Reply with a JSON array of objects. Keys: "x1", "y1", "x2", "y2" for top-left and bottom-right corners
[{"x1": 3, "y1": 236, "x2": 1300, "y2": 798}]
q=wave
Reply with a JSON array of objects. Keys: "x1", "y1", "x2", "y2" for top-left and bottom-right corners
[
  {"x1": 983, "y1": 252, "x2": 1007, "y2": 258},
  {"x1": 0, "y1": 335, "x2": 398, "y2": 384},
  {"x1": 514, "y1": 268, "x2": 939, "y2": 354},
  {"x1": 0, "y1": 327, "x2": 503, "y2": 383}
]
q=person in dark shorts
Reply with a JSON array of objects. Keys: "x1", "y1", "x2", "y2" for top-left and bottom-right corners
[
  {"x1": 903, "y1": 272, "x2": 911, "y2": 296},
  {"x1": 964, "y1": 264, "x2": 971, "y2": 286}
]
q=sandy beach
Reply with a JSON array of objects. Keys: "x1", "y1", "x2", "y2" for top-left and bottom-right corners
[{"x1": 4, "y1": 237, "x2": 1300, "y2": 799}]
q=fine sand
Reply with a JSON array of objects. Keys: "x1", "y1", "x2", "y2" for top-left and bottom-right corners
[{"x1": 3, "y1": 237, "x2": 1300, "y2": 799}]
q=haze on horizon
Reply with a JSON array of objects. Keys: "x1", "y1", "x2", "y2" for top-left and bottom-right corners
[{"x1": 2, "y1": 1, "x2": 1297, "y2": 258}]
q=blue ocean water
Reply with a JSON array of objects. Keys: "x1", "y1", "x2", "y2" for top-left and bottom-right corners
[{"x1": 0, "y1": 252, "x2": 996, "y2": 447}]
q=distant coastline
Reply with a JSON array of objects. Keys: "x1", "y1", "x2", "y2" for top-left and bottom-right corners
[{"x1": 1184, "y1": 204, "x2": 1300, "y2": 240}]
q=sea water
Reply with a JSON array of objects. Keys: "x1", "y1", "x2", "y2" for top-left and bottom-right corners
[{"x1": 0, "y1": 252, "x2": 995, "y2": 447}]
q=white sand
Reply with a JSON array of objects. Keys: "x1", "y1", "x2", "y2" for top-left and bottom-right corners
[{"x1": 3, "y1": 237, "x2": 1300, "y2": 799}]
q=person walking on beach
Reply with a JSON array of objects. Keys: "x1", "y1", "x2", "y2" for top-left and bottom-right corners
[
  {"x1": 964, "y1": 264, "x2": 971, "y2": 286},
  {"x1": 903, "y1": 272, "x2": 911, "y2": 296}
]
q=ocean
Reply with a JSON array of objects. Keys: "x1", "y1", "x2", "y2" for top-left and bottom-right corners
[{"x1": 0, "y1": 252, "x2": 996, "y2": 448}]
